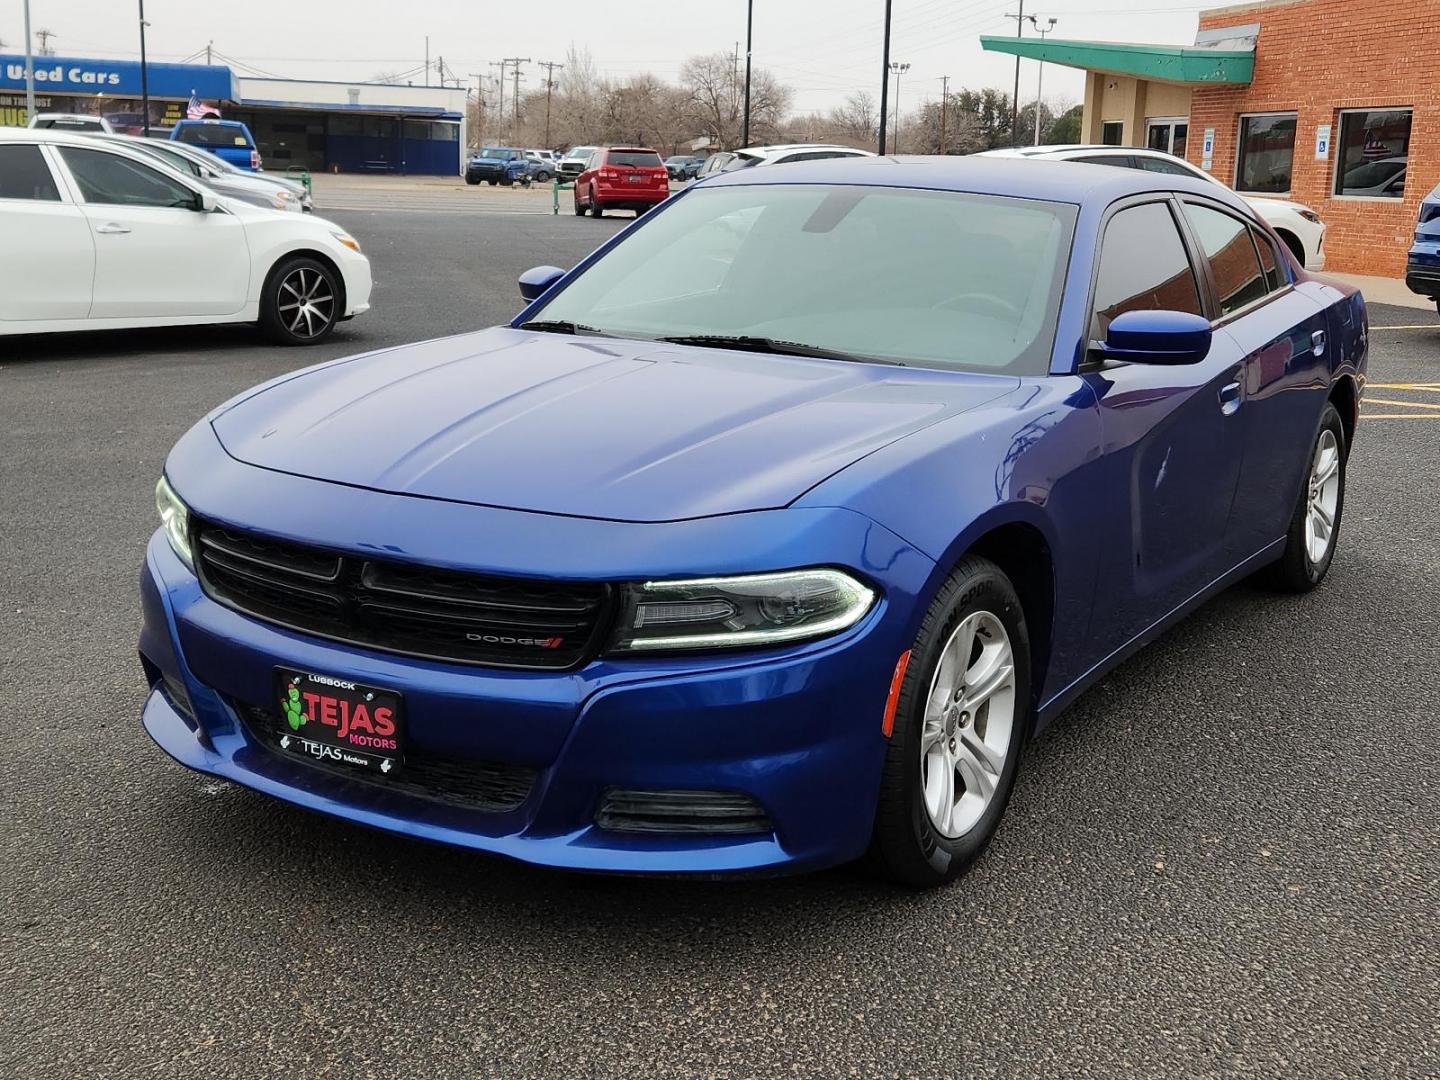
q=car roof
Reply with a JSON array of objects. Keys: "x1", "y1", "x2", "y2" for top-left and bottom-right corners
[
  {"x1": 0, "y1": 125, "x2": 205, "y2": 183},
  {"x1": 699, "y1": 153, "x2": 1248, "y2": 209},
  {"x1": 740, "y1": 143, "x2": 873, "y2": 155}
]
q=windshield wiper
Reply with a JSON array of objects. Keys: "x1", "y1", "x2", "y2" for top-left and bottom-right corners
[
  {"x1": 657, "y1": 334, "x2": 904, "y2": 366},
  {"x1": 516, "y1": 319, "x2": 614, "y2": 337}
]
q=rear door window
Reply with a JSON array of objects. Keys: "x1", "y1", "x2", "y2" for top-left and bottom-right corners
[
  {"x1": 1075, "y1": 154, "x2": 1138, "y2": 169},
  {"x1": 1181, "y1": 202, "x2": 1270, "y2": 316},
  {"x1": 1091, "y1": 201, "x2": 1203, "y2": 340},
  {"x1": 0, "y1": 144, "x2": 62, "y2": 200}
]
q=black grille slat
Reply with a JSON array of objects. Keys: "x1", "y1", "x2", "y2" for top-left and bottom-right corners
[
  {"x1": 199, "y1": 526, "x2": 342, "y2": 581},
  {"x1": 235, "y1": 703, "x2": 535, "y2": 812},
  {"x1": 193, "y1": 519, "x2": 610, "y2": 669},
  {"x1": 595, "y1": 788, "x2": 773, "y2": 835}
]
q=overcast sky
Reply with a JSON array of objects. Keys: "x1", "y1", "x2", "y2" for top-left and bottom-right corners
[{"x1": 5, "y1": 0, "x2": 1223, "y2": 114}]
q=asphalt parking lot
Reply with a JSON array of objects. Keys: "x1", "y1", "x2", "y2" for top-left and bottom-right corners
[{"x1": 2, "y1": 195, "x2": 1437, "y2": 1079}]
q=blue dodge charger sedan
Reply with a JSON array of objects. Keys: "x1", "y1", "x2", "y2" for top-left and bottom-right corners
[{"x1": 140, "y1": 157, "x2": 1368, "y2": 886}]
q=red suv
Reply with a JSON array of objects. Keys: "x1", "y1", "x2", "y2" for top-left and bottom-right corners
[{"x1": 573, "y1": 147, "x2": 670, "y2": 218}]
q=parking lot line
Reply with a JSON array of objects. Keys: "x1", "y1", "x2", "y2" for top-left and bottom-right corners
[
  {"x1": 1366, "y1": 382, "x2": 1440, "y2": 391},
  {"x1": 1369, "y1": 324, "x2": 1440, "y2": 331}
]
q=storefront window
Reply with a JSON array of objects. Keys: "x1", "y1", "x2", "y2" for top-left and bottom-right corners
[
  {"x1": 1334, "y1": 108, "x2": 1411, "y2": 198},
  {"x1": 1235, "y1": 113, "x2": 1297, "y2": 194}
]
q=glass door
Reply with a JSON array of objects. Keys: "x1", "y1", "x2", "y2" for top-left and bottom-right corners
[{"x1": 1146, "y1": 119, "x2": 1189, "y2": 157}]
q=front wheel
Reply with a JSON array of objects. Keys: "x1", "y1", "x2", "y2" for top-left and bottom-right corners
[
  {"x1": 573, "y1": 192, "x2": 585, "y2": 216},
  {"x1": 868, "y1": 556, "x2": 1031, "y2": 887},
  {"x1": 259, "y1": 256, "x2": 340, "y2": 346},
  {"x1": 1260, "y1": 402, "x2": 1347, "y2": 591}
]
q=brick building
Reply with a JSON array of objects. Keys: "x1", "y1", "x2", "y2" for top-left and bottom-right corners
[{"x1": 983, "y1": 0, "x2": 1439, "y2": 275}]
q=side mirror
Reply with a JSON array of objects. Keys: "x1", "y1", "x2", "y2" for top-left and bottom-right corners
[
  {"x1": 195, "y1": 189, "x2": 218, "y2": 213},
  {"x1": 1098, "y1": 309, "x2": 1212, "y2": 365},
  {"x1": 518, "y1": 265, "x2": 565, "y2": 302}
]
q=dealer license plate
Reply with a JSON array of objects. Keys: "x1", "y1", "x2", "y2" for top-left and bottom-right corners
[
  {"x1": 273, "y1": 668, "x2": 404, "y2": 774},
  {"x1": 627, "y1": 174, "x2": 645, "y2": 183}
]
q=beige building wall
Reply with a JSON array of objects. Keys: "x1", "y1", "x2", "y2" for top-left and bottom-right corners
[{"x1": 1081, "y1": 72, "x2": 1193, "y2": 144}]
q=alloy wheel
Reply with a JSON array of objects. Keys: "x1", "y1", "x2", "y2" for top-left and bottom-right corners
[
  {"x1": 276, "y1": 267, "x2": 335, "y2": 340},
  {"x1": 1305, "y1": 428, "x2": 1341, "y2": 565},
  {"x1": 919, "y1": 610, "x2": 1017, "y2": 839}
]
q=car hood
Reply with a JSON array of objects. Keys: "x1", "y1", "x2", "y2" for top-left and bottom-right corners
[
  {"x1": 211, "y1": 327, "x2": 1017, "y2": 522},
  {"x1": 1242, "y1": 195, "x2": 1317, "y2": 219}
]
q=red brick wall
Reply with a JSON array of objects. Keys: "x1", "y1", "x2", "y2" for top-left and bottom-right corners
[{"x1": 1188, "y1": 0, "x2": 1440, "y2": 276}]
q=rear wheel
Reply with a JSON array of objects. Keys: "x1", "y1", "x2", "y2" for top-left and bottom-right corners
[
  {"x1": 590, "y1": 193, "x2": 604, "y2": 218},
  {"x1": 534, "y1": 169, "x2": 551, "y2": 183},
  {"x1": 868, "y1": 557, "x2": 1030, "y2": 887},
  {"x1": 1260, "y1": 402, "x2": 1346, "y2": 591},
  {"x1": 1277, "y1": 229, "x2": 1306, "y2": 267},
  {"x1": 259, "y1": 256, "x2": 340, "y2": 346}
]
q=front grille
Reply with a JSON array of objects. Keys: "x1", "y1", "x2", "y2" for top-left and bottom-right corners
[
  {"x1": 193, "y1": 520, "x2": 611, "y2": 669},
  {"x1": 236, "y1": 702, "x2": 536, "y2": 812},
  {"x1": 595, "y1": 788, "x2": 772, "y2": 835}
]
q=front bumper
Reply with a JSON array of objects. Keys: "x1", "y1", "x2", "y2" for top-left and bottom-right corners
[
  {"x1": 1405, "y1": 243, "x2": 1440, "y2": 298},
  {"x1": 138, "y1": 467, "x2": 932, "y2": 876}
]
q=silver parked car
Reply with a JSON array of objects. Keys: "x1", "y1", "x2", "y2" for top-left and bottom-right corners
[{"x1": 83, "y1": 133, "x2": 312, "y2": 213}]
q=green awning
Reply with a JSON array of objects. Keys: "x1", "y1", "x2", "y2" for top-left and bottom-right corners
[{"x1": 979, "y1": 36, "x2": 1254, "y2": 85}]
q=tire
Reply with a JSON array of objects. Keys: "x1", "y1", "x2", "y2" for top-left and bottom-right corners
[
  {"x1": 487, "y1": 179, "x2": 498, "y2": 187},
  {"x1": 502, "y1": 177, "x2": 514, "y2": 188},
  {"x1": 573, "y1": 192, "x2": 585, "y2": 216},
  {"x1": 1259, "y1": 402, "x2": 1346, "y2": 592},
  {"x1": 534, "y1": 170, "x2": 551, "y2": 183},
  {"x1": 868, "y1": 556, "x2": 1031, "y2": 887},
  {"x1": 590, "y1": 193, "x2": 603, "y2": 218},
  {"x1": 1277, "y1": 229, "x2": 1306, "y2": 267},
  {"x1": 465, "y1": 176, "x2": 480, "y2": 186},
  {"x1": 259, "y1": 256, "x2": 341, "y2": 346}
]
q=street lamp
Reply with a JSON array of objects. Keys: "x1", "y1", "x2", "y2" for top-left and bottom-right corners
[
  {"x1": 742, "y1": 0, "x2": 754, "y2": 147},
  {"x1": 889, "y1": 61, "x2": 910, "y2": 154},
  {"x1": 22, "y1": 0, "x2": 34, "y2": 120},
  {"x1": 1028, "y1": 16, "x2": 1057, "y2": 146},
  {"x1": 138, "y1": 0, "x2": 152, "y2": 137},
  {"x1": 878, "y1": 0, "x2": 893, "y2": 154}
]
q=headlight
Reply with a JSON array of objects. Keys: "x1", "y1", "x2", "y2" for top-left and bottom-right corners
[
  {"x1": 608, "y1": 569, "x2": 875, "y2": 653},
  {"x1": 1298, "y1": 209, "x2": 1322, "y2": 224},
  {"x1": 274, "y1": 188, "x2": 298, "y2": 202},
  {"x1": 155, "y1": 475, "x2": 193, "y2": 570},
  {"x1": 331, "y1": 230, "x2": 361, "y2": 253}
]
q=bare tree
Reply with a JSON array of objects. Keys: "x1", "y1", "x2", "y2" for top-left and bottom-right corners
[{"x1": 680, "y1": 52, "x2": 790, "y2": 149}]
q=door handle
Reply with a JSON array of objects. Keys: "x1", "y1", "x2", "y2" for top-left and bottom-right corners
[
  {"x1": 95, "y1": 222, "x2": 131, "y2": 235},
  {"x1": 1219, "y1": 380, "x2": 1242, "y2": 415},
  {"x1": 1312, "y1": 329, "x2": 1327, "y2": 357}
]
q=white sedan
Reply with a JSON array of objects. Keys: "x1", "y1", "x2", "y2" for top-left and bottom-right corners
[
  {"x1": 981, "y1": 144, "x2": 1327, "y2": 271},
  {"x1": 0, "y1": 127, "x2": 370, "y2": 345}
]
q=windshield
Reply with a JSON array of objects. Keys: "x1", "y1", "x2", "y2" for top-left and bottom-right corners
[
  {"x1": 177, "y1": 124, "x2": 249, "y2": 147},
  {"x1": 531, "y1": 184, "x2": 1074, "y2": 374},
  {"x1": 1340, "y1": 159, "x2": 1406, "y2": 189},
  {"x1": 566, "y1": 146, "x2": 597, "y2": 160},
  {"x1": 480, "y1": 148, "x2": 514, "y2": 159},
  {"x1": 131, "y1": 142, "x2": 204, "y2": 177}
]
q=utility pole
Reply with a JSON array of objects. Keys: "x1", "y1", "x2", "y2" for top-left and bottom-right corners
[
  {"x1": 137, "y1": 2, "x2": 150, "y2": 136},
  {"x1": 425, "y1": 36, "x2": 430, "y2": 87},
  {"x1": 468, "y1": 71, "x2": 487, "y2": 146},
  {"x1": 502, "y1": 58, "x2": 530, "y2": 143},
  {"x1": 938, "y1": 75, "x2": 950, "y2": 154},
  {"x1": 1030, "y1": 17, "x2": 1057, "y2": 145},
  {"x1": 21, "y1": 0, "x2": 34, "y2": 121},
  {"x1": 741, "y1": 0, "x2": 754, "y2": 148},
  {"x1": 538, "y1": 60, "x2": 564, "y2": 149},
  {"x1": 205, "y1": 39, "x2": 212, "y2": 65},
  {"x1": 35, "y1": 27, "x2": 56, "y2": 55},
  {"x1": 889, "y1": 61, "x2": 909, "y2": 154},
  {"x1": 1005, "y1": 1, "x2": 1026, "y2": 147},
  {"x1": 878, "y1": 0, "x2": 894, "y2": 154},
  {"x1": 490, "y1": 61, "x2": 506, "y2": 143}
]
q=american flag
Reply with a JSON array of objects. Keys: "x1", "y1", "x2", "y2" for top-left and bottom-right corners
[
  {"x1": 186, "y1": 92, "x2": 220, "y2": 120},
  {"x1": 1362, "y1": 133, "x2": 1391, "y2": 160}
]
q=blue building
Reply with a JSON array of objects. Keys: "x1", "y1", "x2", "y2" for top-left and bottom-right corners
[{"x1": 0, "y1": 54, "x2": 466, "y2": 176}]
